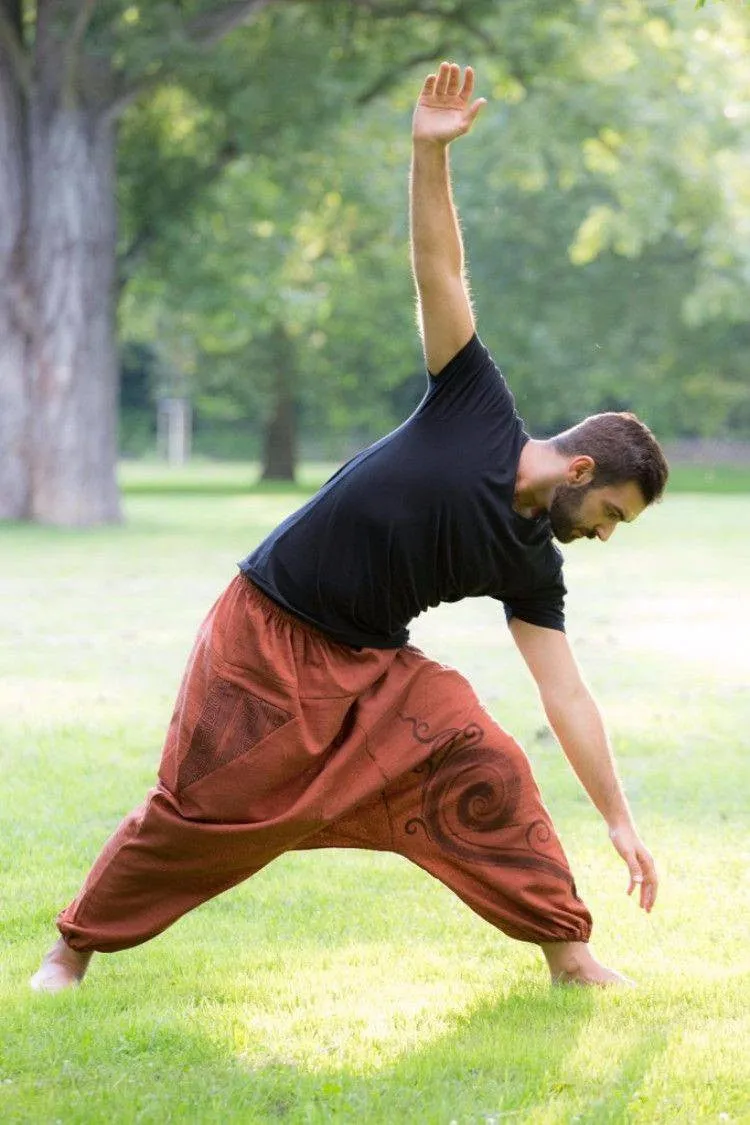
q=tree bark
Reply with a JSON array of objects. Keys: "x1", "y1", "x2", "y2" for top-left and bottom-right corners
[
  {"x1": 25, "y1": 0, "x2": 121, "y2": 525},
  {"x1": 261, "y1": 326, "x2": 297, "y2": 482},
  {"x1": 0, "y1": 21, "x2": 31, "y2": 519},
  {"x1": 28, "y1": 100, "x2": 121, "y2": 523}
]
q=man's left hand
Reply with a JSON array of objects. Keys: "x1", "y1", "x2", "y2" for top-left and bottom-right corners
[{"x1": 609, "y1": 823, "x2": 658, "y2": 912}]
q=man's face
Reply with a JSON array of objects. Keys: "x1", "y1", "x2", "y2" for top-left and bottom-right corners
[{"x1": 549, "y1": 480, "x2": 647, "y2": 544}]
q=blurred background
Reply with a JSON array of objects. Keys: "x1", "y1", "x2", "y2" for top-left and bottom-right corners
[{"x1": 1, "y1": 0, "x2": 748, "y2": 526}]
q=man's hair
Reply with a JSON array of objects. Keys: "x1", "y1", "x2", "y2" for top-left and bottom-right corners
[{"x1": 552, "y1": 412, "x2": 669, "y2": 504}]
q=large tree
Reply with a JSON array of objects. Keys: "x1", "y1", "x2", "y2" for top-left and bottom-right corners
[
  {"x1": 0, "y1": 0, "x2": 487, "y2": 524},
  {"x1": 0, "y1": 1, "x2": 272, "y2": 524}
]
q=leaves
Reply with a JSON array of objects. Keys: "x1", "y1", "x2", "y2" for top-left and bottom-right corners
[{"x1": 118, "y1": 0, "x2": 750, "y2": 448}]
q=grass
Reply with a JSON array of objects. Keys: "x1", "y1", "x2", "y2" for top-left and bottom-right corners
[
  {"x1": 116, "y1": 458, "x2": 750, "y2": 497},
  {"x1": 1, "y1": 465, "x2": 749, "y2": 1124}
]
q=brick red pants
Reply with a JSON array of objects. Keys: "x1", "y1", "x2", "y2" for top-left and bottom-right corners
[{"x1": 58, "y1": 576, "x2": 592, "y2": 952}]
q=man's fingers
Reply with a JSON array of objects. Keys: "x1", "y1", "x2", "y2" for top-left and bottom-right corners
[
  {"x1": 446, "y1": 63, "x2": 461, "y2": 95},
  {"x1": 435, "y1": 61, "x2": 451, "y2": 95},
  {"x1": 639, "y1": 871, "x2": 657, "y2": 912},
  {"x1": 625, "y1": 848, "x2": 658, "y2": 912},
  {"x1": 430, "y1": 63, "x2": 478, "y2": 105},
  {"x1": 639, "y1": 850, "x2": 658, "y2": 911},
  {"x1": 460, "y1": 66, "x2": 475, "y2": 101},
  {"x1": 610, "y1": 829, "x2": 658, "y2": 913},
  {"x1": 626, "y1": 866, "x2": 643, "y2": 896}
]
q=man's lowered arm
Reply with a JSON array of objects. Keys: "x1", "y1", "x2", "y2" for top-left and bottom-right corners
[{"x1": 509, "y1": 617, "x2": 658, "y2": 913}]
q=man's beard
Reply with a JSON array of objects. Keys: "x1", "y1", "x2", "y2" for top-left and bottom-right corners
[{"x1": 548, "y1": 483, "x2": 594, "y2": 543}]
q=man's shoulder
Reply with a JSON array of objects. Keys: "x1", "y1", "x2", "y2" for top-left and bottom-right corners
[{"x1": 418, "y1": 334, "x2": 522, "y2": 428}]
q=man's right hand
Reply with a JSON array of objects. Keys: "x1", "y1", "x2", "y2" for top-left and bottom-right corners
[
  {"x1": 609, "y1": 822, "x2": 659, "y2": 913},
  {"x1": 412, "y1": 62, "x2": 486, "y2": 147}
]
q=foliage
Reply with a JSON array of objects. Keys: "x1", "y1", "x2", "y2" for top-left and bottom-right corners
[
  {"x1": 450, "y1": 0, "x2": 750, "y2": 437},
  {"x1": 117, "y1": 0, "x2": 750, "y2": 458},
  {"x1": 118, "y1": 5, "x2": 430, "y2": 446}
]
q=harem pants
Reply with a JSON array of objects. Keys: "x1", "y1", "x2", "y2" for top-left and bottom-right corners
[{"x1": 58, "y1": 576, "x2": 592, "y2": 952}]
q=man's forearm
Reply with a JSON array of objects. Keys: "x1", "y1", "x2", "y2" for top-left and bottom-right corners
[
  {"x1": 543, "y1": 686, "x2": 634, "y2": 829},
  {"x1": 410, "y1": 140, "x2": 464, "y2": 291}
]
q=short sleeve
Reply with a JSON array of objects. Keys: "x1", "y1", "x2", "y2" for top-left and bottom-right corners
[
  {"x1": 418, "y1": 334, "x2": 519, "y2": 424},
  {"x1": 501, "y1": 575, "x2": 567, "y2": 634}
]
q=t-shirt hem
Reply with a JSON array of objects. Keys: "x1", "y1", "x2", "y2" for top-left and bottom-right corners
[{"x1": 238, "y1": 565, "x2": 409, "y2": 651}]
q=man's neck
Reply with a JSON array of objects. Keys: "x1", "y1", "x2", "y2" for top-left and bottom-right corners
[{"x1": 514, "y1": 440, "x2": 569, "y2": 516}]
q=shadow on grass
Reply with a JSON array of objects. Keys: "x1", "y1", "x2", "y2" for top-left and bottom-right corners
[
  {"x1": 4, "y1": 981, "x2": 682, "y2": 1125},
  {"x1": 3, "y1": 978, "x2": 606, "y2": 1124}
]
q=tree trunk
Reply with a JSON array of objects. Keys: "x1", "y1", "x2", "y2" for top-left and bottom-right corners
[
  {"x1": 0, "y1": 31, "x2": 31, "y2": 519},
  {"x1": 28, "y1": 97, "x2": 121, "y2": 525},
  {"x1": 261, "y1": 327, "x2": 297, "y2": 482}
]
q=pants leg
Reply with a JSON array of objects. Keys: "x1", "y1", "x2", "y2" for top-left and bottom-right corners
[
  {"x1": 57, "y1": 578, "x2": 398, "y2": 953},
  {"x1": 57, "y1": 784, "x2": 297, "y2": 953},
  {"x1": 302, "y1": 666, "x2": 593, "y2": 945}
]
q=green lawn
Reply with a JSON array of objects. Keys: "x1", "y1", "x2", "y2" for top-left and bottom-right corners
[
  {"x1": 116, "y1": 458, "x2": 750, "y2": 497},
  {"x1": 1, "y1": 469, "x2": 748, "y2": 1124}
]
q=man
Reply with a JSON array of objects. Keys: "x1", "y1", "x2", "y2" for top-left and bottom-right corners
[{"x1": 31, "y1": 63, "x2": 666, "y2": 993}]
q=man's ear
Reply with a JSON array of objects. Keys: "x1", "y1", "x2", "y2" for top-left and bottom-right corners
[{"x1": 567, "y1": 455, "x2": 595, "y2": 487}]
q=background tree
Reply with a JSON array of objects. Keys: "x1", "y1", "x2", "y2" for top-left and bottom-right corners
[
  {"x1": 0, "y1": 0, "x2": 490, "y2": 524},
  {"x1": 454, "y1": 0, "x2": 750, "y2": 438},
  {"x1": 120, "y1": 96, "x2": 418, "y2": 479},
  {"x1": 119, "y1": 0, "x2": 750, "y2": 475}
]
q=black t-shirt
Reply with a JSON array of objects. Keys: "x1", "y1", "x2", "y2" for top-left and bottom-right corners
[{"x1": 240, "y1": 335, "x2": 566, "y2": 648}]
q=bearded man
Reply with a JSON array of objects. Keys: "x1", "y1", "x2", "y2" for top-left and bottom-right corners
[{"x1": 32, "y1": 63, "x2": 667, "y2": 994}]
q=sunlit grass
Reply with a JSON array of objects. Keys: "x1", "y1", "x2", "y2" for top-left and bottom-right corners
[{"x1": 1, "y1": 475, "x2": 748, "y2": 1123}]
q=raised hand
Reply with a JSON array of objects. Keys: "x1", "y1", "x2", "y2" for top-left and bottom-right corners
[{"x1": 413, "y1": 62, "x2": 487, "y2": 146}]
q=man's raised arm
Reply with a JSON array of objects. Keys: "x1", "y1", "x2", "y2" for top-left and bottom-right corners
[{"x1": 411, "y1": 63, "x2": 486, "y2": 375}]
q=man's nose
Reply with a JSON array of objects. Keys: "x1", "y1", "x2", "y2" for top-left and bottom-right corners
[{"x1": 596, "y1": 524, "x2": 615, "y2": 542}]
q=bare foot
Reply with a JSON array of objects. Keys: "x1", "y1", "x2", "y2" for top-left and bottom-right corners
[
  {"x1": 29, "y1": 937, "x2": 93, "y2": 993},
  {"x1": 540, "y1": 941, "x2": 636, "y2": 988}
]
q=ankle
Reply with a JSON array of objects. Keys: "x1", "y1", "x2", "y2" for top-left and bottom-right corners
[
  {"x1": 540, "y1": 940, "x2": 591, "y2": 978},
  {"x1": 50, "y1": 937, "x2": 92, "y2": 970}
]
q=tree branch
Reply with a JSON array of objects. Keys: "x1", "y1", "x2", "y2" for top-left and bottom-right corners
[
  {"x1": 449, "y1": 9, "x2": 499, "y2": 54},
  {"x1": 104, "y1": 0, "x2": 273, "y2": 122},
  {"x1": 63, "y1": 0, "x2": 100, "y2": 105},
  {"x1": 186, "y1": 0, "x2": 273, "y2": 50},
  {"x1": 0, "y1": 0, "x2": 30, "y2": 94},
  {"x1": 355, "y1": 3, "x2": 498, "y2": 109},
  {"x1": 106, "y1": 0, "x2": 485, "y2": 123},
  {"x1": 356, "y1": 42, "x2": 452, "y2": 105},
  {"x1": 103, "y1": 71, "x2": 161, "y2": 124},
  {"x1": 117, "y1": 140, "x2": 241, "y2": 286},
  {"x1": 347, "y1": 0, "x2": 452, "y2": 17},
  {"x1": 67, "y1": 0, "x2": 99, "y2": 52}
]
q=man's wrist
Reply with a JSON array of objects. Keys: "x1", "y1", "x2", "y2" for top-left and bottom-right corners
[
  {"x1": 412, "y1": 135, "x2": 450, "y2": 155},
  {"x1": 607, "y1": 813, "x2": 636, "y2": 836}
]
